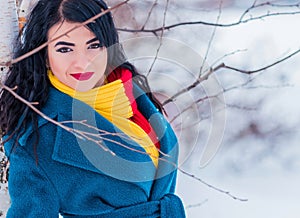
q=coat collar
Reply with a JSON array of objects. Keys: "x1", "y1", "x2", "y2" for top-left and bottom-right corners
[{"x1": 47, "y1": 87, "x2": 159, "y2": 182}]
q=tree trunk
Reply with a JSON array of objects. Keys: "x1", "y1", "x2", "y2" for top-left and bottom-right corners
[
  {"x1": 0, "y1": 1, "x2": 18, "y2": 216},
  {"x1": 0, "y1": 0, "x2": 18, "y2": 79}
]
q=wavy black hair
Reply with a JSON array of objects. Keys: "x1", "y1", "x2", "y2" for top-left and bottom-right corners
[{"x1": 0, "y1": 0, "x2": 162, "y2": 144}]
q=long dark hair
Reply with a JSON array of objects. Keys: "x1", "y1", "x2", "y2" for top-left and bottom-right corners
[{"x1": 0, "y1": 0, "x2": 162, "y2": 143}]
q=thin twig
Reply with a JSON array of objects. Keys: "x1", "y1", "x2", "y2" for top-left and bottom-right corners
[
  {"x1": 61, "y1": 120, "x2": 170, "y2": 157},
  {"x1": 211, "y1": 49, "x2": 248, "y2": 67},
  {"x1": 199, "y1": 0, "x2": 223, "y2": 76},
  {"x1": 172, "y1": 75, "x2": 293, "y2": 128},
  {"x1": 117, "y1": 2, "x2": 300, "y2": 34},
  {"x1": 239, "y1": 0, "x2": 300, "y2": 22},
  {"x1": 162, "y1": 63, "x2": 223, "y2": 105},
  {"x1": 141, "y1": 0, "x2": 158, "y2": 30},
  {"x1": 220, "y1": 48, "x2": 300, "y2": 74},
  {"x1": 146, "y1": 0, "x2": 170, "y2": 77},
  {"x1": 0, "y1": 80, "x2": 247, "y2": 202},
  {"x1": 178, "y1": 168, "x2": 248, "y2": 202},
  {"x1": 162, "y1": 48, "x2": 300, "y2": 106},
  {"x1": 185, "y1": 199, "x2": 208, "y2": 210},
  {"x1": 0, "y1": 81, "x2": 171, "y2": 159}
]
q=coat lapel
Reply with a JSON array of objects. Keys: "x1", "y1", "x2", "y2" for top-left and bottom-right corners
[
  {"x1": 48, "y1": 88, "x2": 158, "y2": 183},
  {"x1": 133, "y1": 84, "x2": 179, "y2": 200}
]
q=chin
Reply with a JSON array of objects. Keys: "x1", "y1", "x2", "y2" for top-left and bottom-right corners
[
  {"x1": 71, "y1": 83, "x2": 95, "y2": 92},
  {"x1": 75, "y1": 86, "x2": 94, "y2": 92}
]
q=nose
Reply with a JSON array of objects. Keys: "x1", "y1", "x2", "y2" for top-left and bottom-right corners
[{"x1": 72, "y1": 52, "x2": 90, "y2": 71}]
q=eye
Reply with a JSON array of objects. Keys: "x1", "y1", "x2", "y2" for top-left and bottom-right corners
[
  {"x1": 56, "y1": 47, "x2": 73, "y2": 53},
  {"x1": 88, "y1": 43, "x2": 103, "y2": 49}
]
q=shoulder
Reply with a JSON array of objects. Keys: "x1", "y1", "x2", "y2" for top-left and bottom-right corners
[
  {"x1": 133, "y1": 83, "x2": 161, "y2": 118},
  {"x1": 3, "y1": 87, "x2": 72, "y2": 154},
  {"x1": 42, "y1": 87, "x2": 71, "y2": 115}
]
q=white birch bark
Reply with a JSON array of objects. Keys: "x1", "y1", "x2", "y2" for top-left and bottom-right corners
[
  {"x1": 18, "y1": 0, "x2": 38, "y2": 29},
  {"x1": 0, "y1": 0, "x2": 19, "y2": 80},
  {"x1": 0, "y1": 1, "x2": 19, "y2": 216}
]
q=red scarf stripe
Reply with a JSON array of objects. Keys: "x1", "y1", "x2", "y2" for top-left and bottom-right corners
[{"x1": 107, "y1": 68, "x2": 160, "y2": 149}]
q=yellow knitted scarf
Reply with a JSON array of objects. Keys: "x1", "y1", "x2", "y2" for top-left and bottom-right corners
[{"x1": 48, "y1": 71, "x2": 158, "y2": 167}]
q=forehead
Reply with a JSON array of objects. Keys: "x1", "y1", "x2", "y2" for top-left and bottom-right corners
[{"x1": 48, "y1": 21, "x2": 96, "y2": 42}]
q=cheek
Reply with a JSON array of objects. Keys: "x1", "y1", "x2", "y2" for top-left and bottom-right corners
[
  {"x1": 48, "y1": 51, "x2": 68, "y2": 73},
  {"x1": 48, "y1": 50, "x2": 57, "y2": 69},
  {"x1": 93, "y1": 51, "x2": 108, "y2": 68},
  {"x1": 101, "y1": 52, "x2": 108, "y2": 66}
]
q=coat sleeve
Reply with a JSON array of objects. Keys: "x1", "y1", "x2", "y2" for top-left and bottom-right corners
[{"x1": 6, "y1": 145, "x2": 60, "y2": 218}]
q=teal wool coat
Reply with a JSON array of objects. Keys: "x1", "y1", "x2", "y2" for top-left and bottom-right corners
[{"x1": 4, "y1": 85, "x2": 185, "y2": 217}]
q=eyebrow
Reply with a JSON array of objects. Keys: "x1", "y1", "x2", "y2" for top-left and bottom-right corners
[
  {"x1": 54, "y1": 38, "x2": 99, "y2": 47},
  {"x1": 55, "y1": 41, "x2": 75, "y2": 47},
  {"x1": 86, "y1": 37, "x2": 99, "y2": 44}
]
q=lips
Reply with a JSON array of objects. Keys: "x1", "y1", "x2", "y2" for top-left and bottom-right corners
[{"x1": 70, "y1": 72, "x2": 94, "y2": 81}]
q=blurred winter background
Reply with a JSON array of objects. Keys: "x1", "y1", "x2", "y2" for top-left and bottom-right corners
[
  {"x1": 113, "y1": 0, "x2": 300, "y2": 217},
  {"x1": 2, "y1": 0, "x2": 300, "y2": 217}
]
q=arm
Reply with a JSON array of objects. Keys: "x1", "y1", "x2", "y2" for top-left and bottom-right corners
[{"x1": 6, "y1": 145, "x2": 60, "y2": 218}]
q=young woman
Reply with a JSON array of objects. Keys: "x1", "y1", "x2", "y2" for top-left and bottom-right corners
[{"x1": 0, "y1": 0, "x2": 185, "y2": 217}]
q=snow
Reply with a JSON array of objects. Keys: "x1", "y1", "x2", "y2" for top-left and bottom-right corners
[{"x1": 170, "y1": 5, "x2": 300, "y2": 218}]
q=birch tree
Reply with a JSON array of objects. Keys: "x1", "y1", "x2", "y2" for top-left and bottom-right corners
[
  {"x1": 0, "y1": 1, "x2": 19, "y2": 216},
  {"x1": 0, "y1": 0, "x2": 18, "y2": 79}
]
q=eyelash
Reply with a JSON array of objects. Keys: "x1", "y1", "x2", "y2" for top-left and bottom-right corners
[
  {"x1": 56, "y1": 43, "x2": 103, "y2": 53},
  {"x1": 88, "y1": 43, "x2": 103, "y2": 49},
  {"x1": 56, "y1": 47, "x2": 72, "y2": 53}
]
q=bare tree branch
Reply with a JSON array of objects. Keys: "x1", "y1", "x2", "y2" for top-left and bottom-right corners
[
  {"x1": 210, "y1": 49, "x2": 248, "y2": 67},
  {"x1": 199, "y1": 0, "x2": 223, "y2": 76},
  {"x1": 0, "y1": 80, "x2": 247, "y2": 202},
  {"x1": 146, "y1": 0, "x2": 170, "y2": 77},
  {"x1": 162, "y1": 63, "x2": 223, "y2": 106},
  {"x1": 178, "y1": 168, "x2": 248, "y2": 201},
  {"x1": 219, "y1": 48, "x2": 300, "y2": 74},
  {"x1": 162, "y1": 47, "x2": 300, "y2": 106},
  {"x1": 239, "y1": 0, "x2": 300, "y2": 22},
  {"x1": 185, "y1": 199, "x2": 208, "y2": 210},
  {"x1": 117, "y1": 2, "x2": 300, "y2": 34},
  {"x1": 140, "y1": 0, "x2": 158, "y2": 30},
  {"x1": 0, "y1": 82, "x2": 172, "y2": 159}
]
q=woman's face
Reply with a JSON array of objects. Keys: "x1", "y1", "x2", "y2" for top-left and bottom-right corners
[{"x1": 47, "y1": 21, "x2": 107, "y2": 92}]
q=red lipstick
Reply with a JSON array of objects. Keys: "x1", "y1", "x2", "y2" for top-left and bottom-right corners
[{"x1": 70, "y1": 72, "x2": 94, "y2": 81}]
